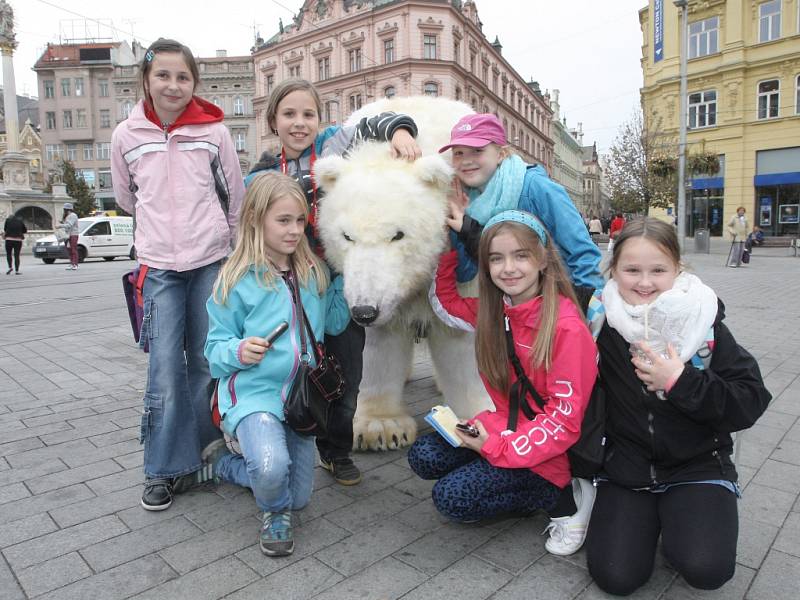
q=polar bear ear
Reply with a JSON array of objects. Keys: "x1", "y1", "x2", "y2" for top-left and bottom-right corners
[
  {"x1": 412, "y1": 155, "x2": 454, "y2": 192},
  {"x1": 313, "y1": 155, "x2": 347, "y2": 190}
]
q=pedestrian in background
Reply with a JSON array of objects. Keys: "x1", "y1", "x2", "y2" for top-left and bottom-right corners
[
  {"x1": 3, "y1": 213, "x2": 27, "y2": 275},
  {"x1": 111, "y1": 38, "x2": 245, "y2": 512},
  {"x1": 726, "y1": 207, "x2": 748, "y2": 267},
  {"x1": 55, "y1": 203, "x2": 79, "y2": 270},
  {"x1": 588, "y1": 215, "x2": 603, "y2": 243},
  {"x1": 607, "y1": 212, "x2": 626, "y2": 253}
]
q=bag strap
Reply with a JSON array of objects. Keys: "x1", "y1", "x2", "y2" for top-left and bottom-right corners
[
  {"x1": 504, "y1": 316, "x2": 544, "y2": 431},
  {"x1": 287, "y1": 267, "x2": 323, "y2": 364},
  {"x1": 135, "y1": 265, "x2": 149, "y2": 308}
]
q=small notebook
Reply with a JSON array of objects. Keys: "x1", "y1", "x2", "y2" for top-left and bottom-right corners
[{"x1": 425, "y1": 405, "x2": 464, "y2": 448}]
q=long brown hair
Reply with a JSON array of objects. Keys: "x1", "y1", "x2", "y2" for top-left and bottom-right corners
[
  {"x1": 475, "y1": 221, "x2": 579, "y2": 393},
  {"x1": 212, "y1": 172, "x2": 328, "y2": 305},
  {"x1": 608, "y1": 217, "x2": 681, "y2": 275},
  {"x1": 139, "y1": 38, "x2": 200, "y2": 105}
]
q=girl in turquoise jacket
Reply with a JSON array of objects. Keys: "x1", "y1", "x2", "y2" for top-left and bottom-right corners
[{"x1": 203, "y1": 172, "x2": 349, "y2": 558}]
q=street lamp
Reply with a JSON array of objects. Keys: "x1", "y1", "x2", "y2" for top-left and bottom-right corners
[{"x1": 674, "y1": 0, "x2": 688, "y2": 251}]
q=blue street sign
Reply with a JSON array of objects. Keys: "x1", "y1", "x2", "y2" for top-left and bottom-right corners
[{"x1": 654, "y1": 0, "x2": 664, "y2": 62}]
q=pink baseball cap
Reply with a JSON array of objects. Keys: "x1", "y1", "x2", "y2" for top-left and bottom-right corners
[{"x1": 439, "y1": 113, "x2": 507, "y2": 153}]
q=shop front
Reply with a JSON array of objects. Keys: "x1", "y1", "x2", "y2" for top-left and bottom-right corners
[{"x1": 755, "y1": 148, "x2": 800, "y2": 237}]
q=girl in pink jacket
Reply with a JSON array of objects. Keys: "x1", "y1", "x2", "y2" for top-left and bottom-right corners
[
  {"x1": 416, "y1": 210, "x2": 596, "y2": 542},
  {"x1": 111, "y1": 38, "x2": 245, "y2": 512}
]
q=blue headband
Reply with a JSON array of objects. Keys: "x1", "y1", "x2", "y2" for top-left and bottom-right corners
[{"x1": 483, "y1": 210, "x2": 548, "y2": 245}]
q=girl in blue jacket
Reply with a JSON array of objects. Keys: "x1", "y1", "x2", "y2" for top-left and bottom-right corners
[{"x1": 202, "y1": 172, "x2": 349, "y2": 557}]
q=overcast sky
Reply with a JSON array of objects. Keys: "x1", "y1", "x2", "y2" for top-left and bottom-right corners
[{"x1": 6, "y1": 0, "x2": 646, "y2": 153}]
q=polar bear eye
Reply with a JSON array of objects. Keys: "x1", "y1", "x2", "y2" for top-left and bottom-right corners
[
  {"x1": 391, "y1": 231, "x2": 405, "y2": 242},
  {"x1": 343, "y1": 232, "x2": 354, "y2": 242}
]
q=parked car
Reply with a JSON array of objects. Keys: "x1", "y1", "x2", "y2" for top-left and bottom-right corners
[{"x1": 34, "y1": 216, "x2": 135, "y2": 264}]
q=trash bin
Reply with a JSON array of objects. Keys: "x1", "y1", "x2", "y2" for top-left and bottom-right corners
[{"x1": 694, "y1": 228, "x2": 710, "y2": 254}]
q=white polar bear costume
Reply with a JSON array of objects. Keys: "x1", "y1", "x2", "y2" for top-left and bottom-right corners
[{"x1": 314, "y1": 96, "x2": 493, "y2": 451}]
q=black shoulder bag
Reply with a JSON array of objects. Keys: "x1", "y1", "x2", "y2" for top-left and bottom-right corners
[
  {"x1": 504, "y1": 317, "x2": 606, "y2": 478},
  {"x1": 283, "y1": 269, "x2": 346, "y2": 437}
]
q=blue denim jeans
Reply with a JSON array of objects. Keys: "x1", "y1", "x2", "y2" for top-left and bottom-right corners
[
  {"x1": 140, "y1": 262, "x2": 222, "y2": 478},
  {"x1": 216, "y1": 412, "x2": 316, "y2": 512}
]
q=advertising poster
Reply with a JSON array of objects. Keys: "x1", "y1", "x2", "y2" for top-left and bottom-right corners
[
  {"x1": 760, "y1": 197, "x2": 772, "y2": 226},
  {"x1": 654, "y1": 0, "x2": 664, "y2": 62},
  {"x1": 779, "y1": 204, "x2": 799, "y2": 224}
]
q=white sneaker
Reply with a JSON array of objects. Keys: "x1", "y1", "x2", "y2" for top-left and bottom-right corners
[{"x1": 544, "y1": 477, "x2": 596, "y2": 556}]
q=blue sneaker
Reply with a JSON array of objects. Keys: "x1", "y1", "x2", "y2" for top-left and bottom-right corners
[
  {"x1": 260, "y1": 510, "x2": 293, "y2": 556},
  {"x1": 195, "y1": 439, "x2": 231, "y2": 484}
]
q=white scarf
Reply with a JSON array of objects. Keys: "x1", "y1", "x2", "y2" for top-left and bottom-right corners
[{"x1": 603, "y1": 272, "x2": 718, "y2": 362}]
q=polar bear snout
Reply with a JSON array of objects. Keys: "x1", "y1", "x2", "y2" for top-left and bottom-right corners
[{"x1": 351, "y1": 305, "x2": 379, "y2": 326}]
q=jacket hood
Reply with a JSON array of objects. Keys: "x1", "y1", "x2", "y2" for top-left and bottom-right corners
[
  {"x1": 143, "y1": 96, "x2": 224, "y2": 131},
  {"x1": 714, "y1": 298, "x2": 727, "y2": 325}
]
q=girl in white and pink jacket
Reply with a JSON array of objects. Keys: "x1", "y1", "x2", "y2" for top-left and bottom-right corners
[{"x1": 111, "y1": 38, "x2": 245, "y2": 512}]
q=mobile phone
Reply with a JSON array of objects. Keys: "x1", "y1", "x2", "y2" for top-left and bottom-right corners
[
  {"x1": 265, "y1": 321, "x2": 289, "y2": 345},
  {"x1": 455, "y1": 422, "x2": 479, "y2": 437}
]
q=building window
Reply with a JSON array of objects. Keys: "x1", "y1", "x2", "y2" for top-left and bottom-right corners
[
  {"x1": 384, "y1": 39, "x2": 394, "y2": 64},
  {"x1": 317, "y1": 57, "x2": 330, "y2": 81},
  {"x1": 44, "y1": 80, "x2": 55, "y2": 98},
  {"x1": 233, "y1": 96, "x2": 244, "y2": 116},
  {"x1": 45, "y1": 144, "x2": 63, "y2": 162},
  {"x1": 493, "y1": 74, "x2": 498, "y2": 94},
  {"x1": 122, "y1": 101, "x2": 133, "y2": 120},
  {"x1": 384, "y1": 86, "x2": 396, "y2": 99},
  {"x1": 349, "y1": 48, "x2": 362, "y2": 73},
  {"x1": 212, "y1": 97, "x2": 221, "y2": 108},
  {"x1": 98, "y1": 170, "x2": 112, "y2": 189},
  {"x1": 757, "y1": 79, "x2": 780, "y2": 119},
  {"x1": 99, "y1": 109, "x2": 111, "y2": 128},
  {"x1": 234, "y1": 130, "x2": 246, "y2": 152},
  {"x1": 453, "y1": 41, "x2": 460, "y2": 64},
  {"x1": 470, "y1": 52, "x2": 476, "y2": 73},
  {"x1": 45, "y1": 111, "x2": 56, "y2": 130},
  {"x1": 759, "y1": 0, "x2": 781, "y2": 42},
  {"x1": 289, "y1": 65, "x2": 301, "y2": 78},
  {"x1": 83, "y1": 144, "x2": 93, "y2": 160},
  {"x1": 423, "y1": 82, "x2": 439, "y2": 97},
  {"x1": 324, "y1": 100, "x2": 337, "y2": 123},
  {"x1": 61, "y1": 79, "x2": 71, "y2": 97},
  {"x1": 423, "y1": 34, "x2": 437, "y2": 59},
  {"x1": 76, "y1": 109, "x2": 87, "y2": 128},
  {"x1": 688, "y1": 17, "x2": 719, "y2": 59},
  {"x1": 78, "y1": 169, "x2": 95, "y2": 187},
  {"x1": 66, "y1": 144, "x2": 77, "y2": 162},
  {"x1": 349, "y1": 93, "x2": 362, "y2": 113},
  {"x1": 74, "y1": 78, "x2": 84, "y2": 97},
  {"x1": 96, "y1": 142, "x2": 111, "y2": 160},
  {"x1": 455, "y1": 86, "x2": 462, "y2": 101},
  {"x1": 63, "y1": 110, "x2": 73, "y2": 129},
  {"x1": 502, "y1": 82, "x2": 508, "y2": 102},
  {"x1": 266, "y1": 74, "x2": 274, "y2": 95},
  {"x1": 99, "y1": 79, "x2": 109, "y2": 97},
  {"x1": 688, "y1": 90, "x2": 717, "y2": 128},
  {"x1": 796, "y1": 74, "x2": 800, "y2": 114}
]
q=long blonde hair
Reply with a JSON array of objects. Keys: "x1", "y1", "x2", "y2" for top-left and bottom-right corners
[
  {"x1": 475, "y1": 220, "x2": 579, "y2": 393},
  {"x1": 212, "y1": 172, "x2": 328, "y2": 305}
]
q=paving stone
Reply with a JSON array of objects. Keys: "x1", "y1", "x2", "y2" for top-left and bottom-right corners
[
  {"x1": 0, "y1": 554, "x2": 25, "y2": 600},
  {"x1": 5, "y1": 439, "x2": 94, "y2": 469},
  {"x1": 391, "y1": 471, "x2": 436, "y2": 500},
  {"x1": 492, "y1": 553, "x2": 593, "y2": 600},
  {"x1": 0, "y1": 483, "x2": 96, "y2": 526},
  {"x1": 3, "y1": 514, "x2": 128, "y2": 570},
  {"x1": 770, "y1": 439, "x2": 800, "y2": 466},
  {"x1": 755, "y1": 410, "x2": 797, "y2": 434},
  {"x1": 738, "y1": 483, "x2": 796, "y2": 527},
  {"x1": 35, "y1": 554, "x2": 176, "y2": 600},
  {"x1": 84, "y1": 467, "x2": 143, "y2": 495},
  {"x1": 473, "y1": 513, "x2": 549, "y2": 574},
  {"x1": 113, "y1": 450, "x2": 143, "y2": 470},
  {"x1": 336, "y1": 462, "x2": 414, "y2": 499},
  {"x1": 159, "y1": 516, "x2": 259, "y2": 574},
  {"x1": 736, "y1": 516, "x2": 779, "y2": 569},
  {"x1": 26, "y1": 459, "x2": 122, "y2": 494},
  {"x1": 0, "y1": 458, "x2": 67, "y2": 487},
  {"x1": 747, "y1": 550, "x2": 800, "y2": 600},
  {"x1": 0, "y1": 436, "x2": 43, "y2": 458},
  {"x1": 80, "y1": 515, "x2": 202, "y2": 572},
  {"x1": 325, "y1": 487, "x2": 418, "y2": 532},
  {"x1": 119, "y1": 487, "x2": 230, "y2": 530},
  {"x1": 22, "y1": 406, "x2": 95, "y2": 428},
  {"x1": 88, "y1": 426, "x2": 139, "y2": 448},
  {"x1": 752, "y1": 459, "x2": 800, "y2": 494},
  {"x1": 16, "y1": 551, "x2": 93, "y2": 598},
  {"x1": 316, "y1": 556, "x2": 428, "y2": 600},
  {"x1": 315, "y1": 517, "x2": 425, "y2": 577},
  {"x1": 0, "y1": 481, "x2": 29, "y2": 505},
  {"x1": 39, "y1": 419, "x2": 120, "y2": 446},
  {"x1": 772, "y1": 512, "x2": 800, "y2": 558},
  {"x1": 49, "y1": 485, "x2": 141, "y2": 528},
  {"x1": 299, "y1": 485, "x2": 357, "y2": 522},
  {"x1": 663, "y1": 564, "x2": 756, "y2": 599},
  {"x1": 225, "y1": 556, "x2": 342, "y2": 600},
  {"x1": 0, "y1": 512, "x2": 59, "y2": 548},
  {"x1": 0, "y1": 421, "x2": 73, "y2": 444},
  {"x1": 399, "y1": 554, "x2": 511, "y2": 600},
  {"x1": 393, "y1": 521, "x2": 496, "y2": 576},
  {"x1": 394, "y1": 498, "x2": 451, "y2": 533},
  {"x1": 737, "y1": 438, "x2": 775, "y2": 470},
  {"x1": 128, "y1": 556, "x2": 259, "y2": 600}
]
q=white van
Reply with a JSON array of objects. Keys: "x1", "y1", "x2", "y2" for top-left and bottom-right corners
[{"x1": 34, "y1": 216, "x2": 135, "y2": 264}]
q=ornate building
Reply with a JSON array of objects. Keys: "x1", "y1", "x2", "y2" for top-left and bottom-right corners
[
  {"x1": 251, "y1": 0, "x2": 554, "y2": 170},
  {"x1": 640, "y1": 0, "x2": 800, "y2": 237},
  {"x1": 549, "y1": 89, "x2": 585, "y2": 210}
]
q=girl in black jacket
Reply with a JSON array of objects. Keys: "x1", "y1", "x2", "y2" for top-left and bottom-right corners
[{"x1": 586, "y1": 217, "x2": 770, "y2": 596}]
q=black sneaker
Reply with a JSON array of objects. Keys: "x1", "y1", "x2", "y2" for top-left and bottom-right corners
[
  {"x1": 141, "y1": 477, "x2": 173, "y2": 511},
  {"x1": 320, "y1": 456, "x2": 362, "y2": 485}
]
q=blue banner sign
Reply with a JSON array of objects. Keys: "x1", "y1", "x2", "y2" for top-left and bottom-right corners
[{"x1": 654, "y1": 0, "x2": 664, "y2": 62}]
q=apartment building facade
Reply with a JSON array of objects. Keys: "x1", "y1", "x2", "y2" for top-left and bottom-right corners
[
  {"x1": 251, "y1": 0, "x2": 555, "y2": 171},
  {"x1": 549, "y1": 89, "x2": 585, "y2": 209},
  {"x1": 640, "y1": 0, "x2": 800, "y2": 237}
]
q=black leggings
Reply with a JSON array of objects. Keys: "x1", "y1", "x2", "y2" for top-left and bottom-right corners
[
  {"x1": 5, "y1": 240, "x2": 22, "y2": 271},
  {"x1": 586, "y1": 481, "x2": 738, "y2": 596}
]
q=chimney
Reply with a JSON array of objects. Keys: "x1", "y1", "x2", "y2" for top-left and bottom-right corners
[
  {"x1": 578, "y1": 122, "x2": 584, "y2": 145},
  {"x1": 550, "y1": 88, "x2": 560, "y2": 120},
  {"x1": 216, "y1": 49, "x2": 227, "y2": 58}
]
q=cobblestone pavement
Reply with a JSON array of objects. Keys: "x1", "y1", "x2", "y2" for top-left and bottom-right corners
[{"x1": 1, "y1": 242, "x2": 799, "y2": 600}]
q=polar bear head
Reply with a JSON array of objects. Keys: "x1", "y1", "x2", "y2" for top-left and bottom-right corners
[{"x1": 315, "y1": 142, "x2": 453, "y2": 327}]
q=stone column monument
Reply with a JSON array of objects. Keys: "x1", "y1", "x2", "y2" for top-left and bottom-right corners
[{"x1": 0, "y1": 0, "x2": 32, "y2": 191}]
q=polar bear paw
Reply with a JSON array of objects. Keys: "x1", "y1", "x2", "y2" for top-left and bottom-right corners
[{"x1": 353, "y1": 414, "x2": 418, "y2": 451}]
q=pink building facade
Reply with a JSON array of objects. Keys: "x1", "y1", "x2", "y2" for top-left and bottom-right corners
[{"x1": 252, "y1": 0, "x2": 553, "y2": 171}]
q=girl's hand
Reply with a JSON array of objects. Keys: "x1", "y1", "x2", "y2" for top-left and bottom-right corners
[
  {"x1": 445, "y1": 180, "x2": 468, "y2": 232},
  {"x1": 455, "y1": 419, "x2": 488, "y2": 452},
  {"x1": 390, "y1": 129, "x2": 422, "y2": 161},
  {"x1": 239, "y1": 337, "x2": 271, "y2": 365},
  {"x1": 631, "y1": 342, "x2": 684, "y2": 393}
]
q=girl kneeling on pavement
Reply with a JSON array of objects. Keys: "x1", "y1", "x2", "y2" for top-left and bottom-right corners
[
  {"x1": 415, "y1": 210, "x2": 597, "y2": 550},
  {"x1": 587, "y1": 217, "x2": 770, "y2": 595},
  {"x1": 203, "y1": 172, "x2": 349, "y2": 557}
]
